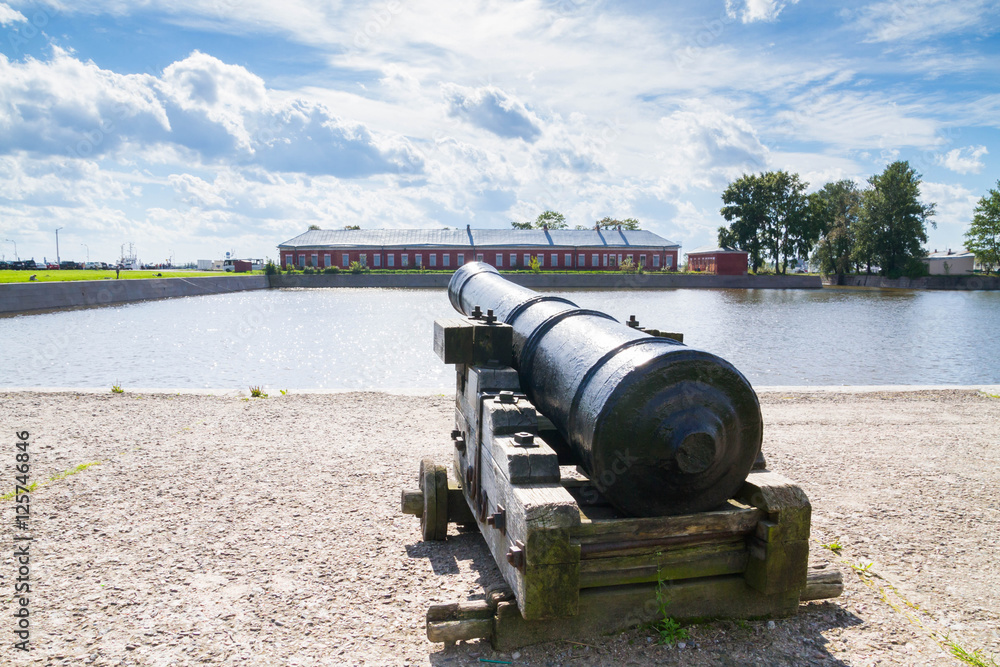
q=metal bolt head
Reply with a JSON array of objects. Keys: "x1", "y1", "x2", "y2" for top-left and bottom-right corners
[
  {"x1": 450, "y1": 429, "x2": 461, "y2": 440},
  {"x1": 627, "y1": 314, "x2": 640, "y2": 328},
  {"x1": 454, "y1": 436, "x2": 466, "y2": 453},
  {"x1": 496, "y1": 391, "x2": 517, "y2": 404},
  {"x1": 506, "y1": 541, "x2": 525, "y2": 569},
  {"x1": 513, "y1": 432, "x2": 535, "y2": 446},
  {"x1": 484, "y1": 309, "x2": 497, "y2": 325},
  {"x1": 470, "y1": 305, "x2": 483, "y2": 320}
]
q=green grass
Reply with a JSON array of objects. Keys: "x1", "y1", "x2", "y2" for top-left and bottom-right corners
[
  {"x1": 111, "y1": 382, "x2": 124, "y2": 394},
  {"x1": 0, "y1": 269, "x2": 258, "y2": 283},
  {"x1": 249, "y1": 386, "x2": 268, "y2": 398},
  {"x1": 1, "y1": 462, "x2": 100, "y2": 500},
  {"x1": 820, "y1": 541, "x2": 844, "y2": 553},
  {"x1": 947, "y1": 639, "x2": 999, "y2": 666}
]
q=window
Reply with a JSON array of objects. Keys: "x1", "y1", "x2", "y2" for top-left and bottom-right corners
[
  {"x1": 311, "y1": 253, "x2": 318, "y2": 267},
  {"x1": 360, "y1": 253, "x2": 367, "y2": 266},
  {"x1": 402, "y1": 253, "x2": 409, "y2": 267},
  {"x1": 602, "y1": 254, "x2": 608, "y2": 267},
  {"x1": 510, "y1": 253, "x2": 516, "y2": 267},
  {"x1": 537, "y1": 255, "x2": 544, "y2": 267},
  {"x1": 639, "y1": 254, "x2": 646, "y2": 268},
  {"x1": 430, "y1": 254, "x2": 437, "y2": 267},
  {"x1": 627, "y1": 254, "x2": 633, "y2": 266},
  {"x1": 495, "y1": 254, "x2": 502, "y2": 267},
  {"x1": 388, "y1": 254, "x2": 395, "y2": 268},
  {"x1": 443, "y1": 254, "x2": 450, "y2": 267},
  {"x1": 665, "y1": 255, "x2": 673, "y2": 268},
  {"x1": 298, "y1": 255, "x2": 305, "y2": 267},
  {"x1": 342, "y1": 254, "x2": 350, "y2": 268},
  {"x1": 458, "y1": 253, "x2": 464, "y2": 265},
  {"x1": 324, "y1": 254, "x2": 331, "y2": 267},
  {"x1": 566, "y1": 254, "x2": 573, "y2": 267},
  {"x1": 551, "y1": 254, "x2": 557, "y2": 267},
  {"x1": 374, "y1": 254, "x2": 381, "y2": 268},
  {"x1": 653, "y1": 255, "x2": 660, "y2": 268},
  {"x1": 476, "y1": 253, "x2": 484, "y2": 262},
  {"x1": 592, "y1": 254, "x2": 598, "y2": 267},
  {"x1": 523, "y1": 253, "x2": 530, "y2": 266},
  {"x1": 415, "y1": 253, "x2": 422, "y2": 267}
]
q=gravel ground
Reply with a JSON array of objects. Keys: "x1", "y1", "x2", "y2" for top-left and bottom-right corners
[{"x1": 1, "y1": 388, "x2": 998, "y2": 666}]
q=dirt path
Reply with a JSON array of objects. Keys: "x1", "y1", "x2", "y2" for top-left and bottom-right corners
[{"x1": 1, "y1": 388, "x2": 998, "y2": 666}]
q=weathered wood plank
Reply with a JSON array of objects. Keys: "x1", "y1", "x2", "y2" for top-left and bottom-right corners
[
  {"x1": 801, "y1": 563, "x2": 844, "y2": 601},
  {"x1": 491, "y1": 576, "x2": 801, "y2": 652},
  {"x1": 573, "y1": 503, "x2": 762, "y2": 547},
  {"x1": 578, "y1": 539, "x2": 748, "y2": 588},
  {"x1": 434, "y1": 318, "x2": 474, "y2": 364}
]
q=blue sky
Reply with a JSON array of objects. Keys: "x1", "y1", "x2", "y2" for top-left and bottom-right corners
[{"x1": 0, "y1": 0, "x2": 998, "y2": 265}]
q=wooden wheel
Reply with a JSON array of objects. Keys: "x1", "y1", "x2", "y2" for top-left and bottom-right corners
[{"x1": 420, "y1": 458, "x2": 448, "y2": 541}]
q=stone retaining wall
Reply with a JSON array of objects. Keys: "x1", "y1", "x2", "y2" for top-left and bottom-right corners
[
  {"x1": 0, "y1": 275, "x2": 269, "y2": 316},
  {"x1": 824, "y1": 274, "x2": 999, "y2": 290}
]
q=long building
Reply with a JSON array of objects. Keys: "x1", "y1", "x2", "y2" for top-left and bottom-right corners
[{"x1": 278, "y1": 226, "x2": 681, "y2": 271}]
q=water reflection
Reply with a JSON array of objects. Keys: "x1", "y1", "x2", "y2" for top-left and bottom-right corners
[{"x1": 0, "y1": 287, "x2": 997, "y2": 390}]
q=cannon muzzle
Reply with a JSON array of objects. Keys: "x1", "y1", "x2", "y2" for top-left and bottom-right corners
[{"x1": 448, "y1": 262, "x2": 762, "y2": 517}]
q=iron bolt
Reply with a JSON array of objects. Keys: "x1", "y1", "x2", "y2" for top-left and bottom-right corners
[
  {"x1": 450, "y1": 429, "x2": 461, "y2": 440},
  {"x1": 484, "y1": 309, "x2": 497, "y2": 325},
  {"x1": 496, "y1": 391, "x2": 517, "y2": 404},
  {"x1": 470, "y1": 305, "x2": 483, "y2": 320},
  {"x1": 486, "y1": 505, "x2": 506, "y2": 534},
  {"x1": 506, "y1": 541, "x2": 525, "y2": 569},
  {"x1": 513, "y1": 432, "x2": 535, "y2": 446},
  {"x1": 626, "y1": 314, "x2": 640, "y2": 328},
  {"x1": 454, "y1": 436, "x2": 466, "y2": 452}
]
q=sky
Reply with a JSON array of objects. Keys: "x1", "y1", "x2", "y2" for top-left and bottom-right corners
[{"x1": 0, "y1": 0, "x2": 998, "y2": 265}]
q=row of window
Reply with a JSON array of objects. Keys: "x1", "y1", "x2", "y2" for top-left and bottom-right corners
[{"x1": 286, "y1": 252, "x2": 673, "y2": 269}]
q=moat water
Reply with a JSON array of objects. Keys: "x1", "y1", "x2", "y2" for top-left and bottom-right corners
[{"x1": 2, "y1": 287, "x2": 999, "y2": 390}]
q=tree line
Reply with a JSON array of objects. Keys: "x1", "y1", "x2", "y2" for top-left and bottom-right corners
[
  {"x1": 510, "y1": 211, "x2": 642, "y2": 230},
  {"x1": 717, "y1": 160, "x2": 944, "y2": 277}
]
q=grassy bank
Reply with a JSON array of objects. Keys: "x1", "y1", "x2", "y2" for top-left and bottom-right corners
[{"x1": 0, "y1": 269, "x2": 259, "y2": 283}]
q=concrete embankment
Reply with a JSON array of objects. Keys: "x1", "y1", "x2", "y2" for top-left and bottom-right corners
[
  {"x1": 269, "y1": 272, "x2": 822, "y2": 289},
  {"x1": 825, "y1": 274, "x2": 1000, "y2": 290},
  {"x1": 0, "y1": 275, "x2": 268, "y2": 316}
]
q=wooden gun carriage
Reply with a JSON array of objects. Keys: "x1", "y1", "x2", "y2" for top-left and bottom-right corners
[{"x1": 402, "y1": 263, "x2": 842, "y2": 650}]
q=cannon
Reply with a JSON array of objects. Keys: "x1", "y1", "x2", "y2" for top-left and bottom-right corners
[
  {"x1": 402, "y1": 264, "x2": 841, "y2": 649},
  {"x1": 448, "y1": 262, "x2": 762, "y2": 517}
]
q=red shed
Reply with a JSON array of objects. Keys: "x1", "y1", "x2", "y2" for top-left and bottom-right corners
[{"x1": 686, "y1": 246, "x2": 748, "y2": 275}]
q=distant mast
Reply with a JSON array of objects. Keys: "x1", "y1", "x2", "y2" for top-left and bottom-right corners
[{"x1": 118, "y1": 242, "x2": 139, "y2": 270}]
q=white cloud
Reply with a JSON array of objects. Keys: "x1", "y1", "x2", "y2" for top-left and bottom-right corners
[
  {"x1": 853, "y1": 0, "x2": 1000, "y2": 42},
  {"x1": 0, "y1": 2, "x2": 25, "y2": 25},
  {"x1": 936, "y1": 145, "x2": 988, "y2": 174},
  {"x1": 442, "y1": 84, "x2": 542, "y2": 142},
  {"x1": 655, "y1": 101, "x2": 768, "y2": 191},
  {"x1": 725, "y1": 0, "x2": 799, "y2": 23},
  {"x1": 0, "y1": 50, "x2": 422, "y2": 177}
]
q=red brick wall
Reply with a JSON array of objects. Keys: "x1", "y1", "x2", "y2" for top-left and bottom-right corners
[{"x1": 280, "y1": 247, "x2": 680, "y2": 271}]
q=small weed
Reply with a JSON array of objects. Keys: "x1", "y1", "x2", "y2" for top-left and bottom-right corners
[
  {"x1": 980, "y1": 392, "x2": 1000, "y2": 399},
  {"x1": 111, "y1": 382, "x2": 124, "y2": 394},
  {"x1": 821, "y1": 541, "x2": 843, "y2": 553},
  {"x1": 851, "y1": 560, "x2": 875, "y2": 574},
  {"x1": 279, "y1": 389, "x2": 287, "y2": 395},
  {"x1": 0, "y1": 462, "x2": 99, "y2": 500},
  {"x1": 735, "y1": 618, "x2": 752, "y2": 631},
  {"x1": 654, "y1": 557, "x2": 690, "y2": 647},
  {"x1": 249, "y1": 386, "x2": 268, "y2": 398},
  {"x1": 947, "y1": 639, "x2": 999, "y2": 667}
]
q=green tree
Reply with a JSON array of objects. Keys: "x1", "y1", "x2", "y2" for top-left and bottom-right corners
[
  {"x1": 308, "y1": 224, "x2": 322, "y2": 230},
  {"x1": 720, "y1": 171, "x2": 820, "y2": 274},
  {"x1": 719, "y1": 174, "x2": 768, "y2": 272},
  {"x1": 856, "y1": 161, "x2": 936, "y2": 277},
  {"x1": 510, "y1": 210, "x2": 568, "y2": 230},
  {"x1": 811, "y1": 180, "x2": 862, "y2": 275},
  {"x1": 965, "y1": 180, "x2": 1000, "y2": 274},
  {"x1": 344, "y1": 224, "x2": 361, "y2": 230},
  {"x1": 596, "y1": 217, "x2": 641, "y2": 230}
]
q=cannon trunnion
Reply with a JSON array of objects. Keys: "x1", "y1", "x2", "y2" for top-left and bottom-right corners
[{"x1": 402, "y1": 265, "x2": 841, "y2": 650}]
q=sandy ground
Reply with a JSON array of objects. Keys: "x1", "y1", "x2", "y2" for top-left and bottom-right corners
[{"x1": 1, "y1": 388, "x2": 998, "y2": 666}]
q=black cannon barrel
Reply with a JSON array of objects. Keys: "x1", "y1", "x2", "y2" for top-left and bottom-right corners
[{"x1": 449, "y1": 262, "x2": 762, "y2": 517}]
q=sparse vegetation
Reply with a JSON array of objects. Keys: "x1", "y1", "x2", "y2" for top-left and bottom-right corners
[
  {"x1": 249, "y1": 386, "x2": 268, "y2": 398},
  {"x1": 111, "y1": 382, "x2": 124, "y2": 394},
  {"x1": 947, "y1": 639, "x2": 1000, "y2": 667},
  {"x1": 820, "y1": 541, "x2": 843, "y2": 553},
  {"x1": 349, "y1": 261, "x2": 368, "y2": 274},
  {"x1": 0, "y1": 462, "x2": 101, "y2": 500},
  {"x1": 653, "y1": 558, "x2": 690, "y2": 647}
]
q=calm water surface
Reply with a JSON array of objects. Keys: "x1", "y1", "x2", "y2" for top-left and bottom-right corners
[{"x1": 1, "y1": 287, "x2": 998, "y2": 390}]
